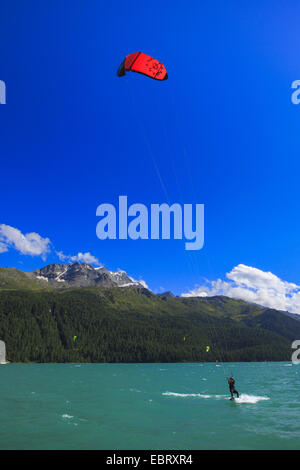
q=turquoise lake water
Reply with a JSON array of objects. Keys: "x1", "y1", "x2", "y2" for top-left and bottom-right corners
[{"x1": 0, "y1": 362, "x2": 299, "y2": 450}]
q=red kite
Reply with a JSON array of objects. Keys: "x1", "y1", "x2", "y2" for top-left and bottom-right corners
[{"x1": 117, "y1": 52, "x2": 168, "y2": 81}]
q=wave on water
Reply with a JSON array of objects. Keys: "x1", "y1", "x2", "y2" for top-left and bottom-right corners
[
  {"x1": 163, "y1": 392, "x2": 270, "y2": 404},
  {"x1": 62, "y1": 414, "x2": 74, "y2": 419},
  {"x1": 162, "y1": 392, "x2": 211, "y2": 398},
  {"x1": 234, "y1": 394, "x2": 270, "y2": 404}
]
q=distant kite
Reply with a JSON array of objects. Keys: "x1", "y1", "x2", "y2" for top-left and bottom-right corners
[{"x1": 117, "y1": 52, "x2": 168, "y2": 81}]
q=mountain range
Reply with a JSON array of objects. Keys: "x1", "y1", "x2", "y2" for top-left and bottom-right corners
[
  {"x1": 0, "y1": 262, "x2": 145, "y2": 290},
  {"x1": 0, "y1": 263, "x2": 299, "y2": 363}
]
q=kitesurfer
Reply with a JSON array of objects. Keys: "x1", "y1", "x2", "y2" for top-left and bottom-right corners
[{"x1": 228, "y1": 376, "x2": 239, "y2": 399}]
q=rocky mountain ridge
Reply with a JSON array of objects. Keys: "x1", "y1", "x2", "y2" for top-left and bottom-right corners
[{"x1": 24, "y1": 262, "x2": 145, "y2": 289}]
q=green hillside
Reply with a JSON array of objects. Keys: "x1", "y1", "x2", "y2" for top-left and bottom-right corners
[
  {"x1": 0, "y1": 286, "x2": 298, "y2": 363},
  {"x1": 0, "y1": 267, "x2": 49, "y2": 291}
]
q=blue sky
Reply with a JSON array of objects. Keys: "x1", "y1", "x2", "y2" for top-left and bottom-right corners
[{"x1": 1, "y1": 1, "x2": 300, "y2": 306}]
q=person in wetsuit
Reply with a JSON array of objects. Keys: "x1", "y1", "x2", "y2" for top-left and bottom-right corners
[{"x1": 228, "y1": 376, "x2": 239, "y2": 399}]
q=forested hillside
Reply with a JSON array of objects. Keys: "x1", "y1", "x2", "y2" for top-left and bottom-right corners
[{"x1": 0, "y1": 286, "x2": 298, "y2": 363}]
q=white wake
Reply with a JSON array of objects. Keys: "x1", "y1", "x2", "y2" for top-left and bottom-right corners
[
  {"x1": 163, "y1": 392, "x2": 270, "y2": 404},
  {"x1": 162, "y1": 392, "x2": 211, "y2": 398},
  {"x1": 233, "y1": 394, "x2": 270, "y2": 404}
]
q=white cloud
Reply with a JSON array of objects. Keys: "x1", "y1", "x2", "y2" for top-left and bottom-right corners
[
  {"x1": 0, "y1": 242, "x2": 8, "y2": 253},
  {"x1": 181, "y1": 264, "x2": 300, "y2": 314},
  {"x1": 0, "y1": 224, "x2": 51, "y2": 260},
  {"x1": 56, "y1": 250, "x2": 101, "y2": 266},
  {"x1": 0, "y1": 223, "x2": 102, "y2": 269}
]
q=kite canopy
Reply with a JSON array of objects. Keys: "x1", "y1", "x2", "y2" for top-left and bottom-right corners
[{"x1": 117, "y1": 52, "x2": 168, "y2": 81}]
